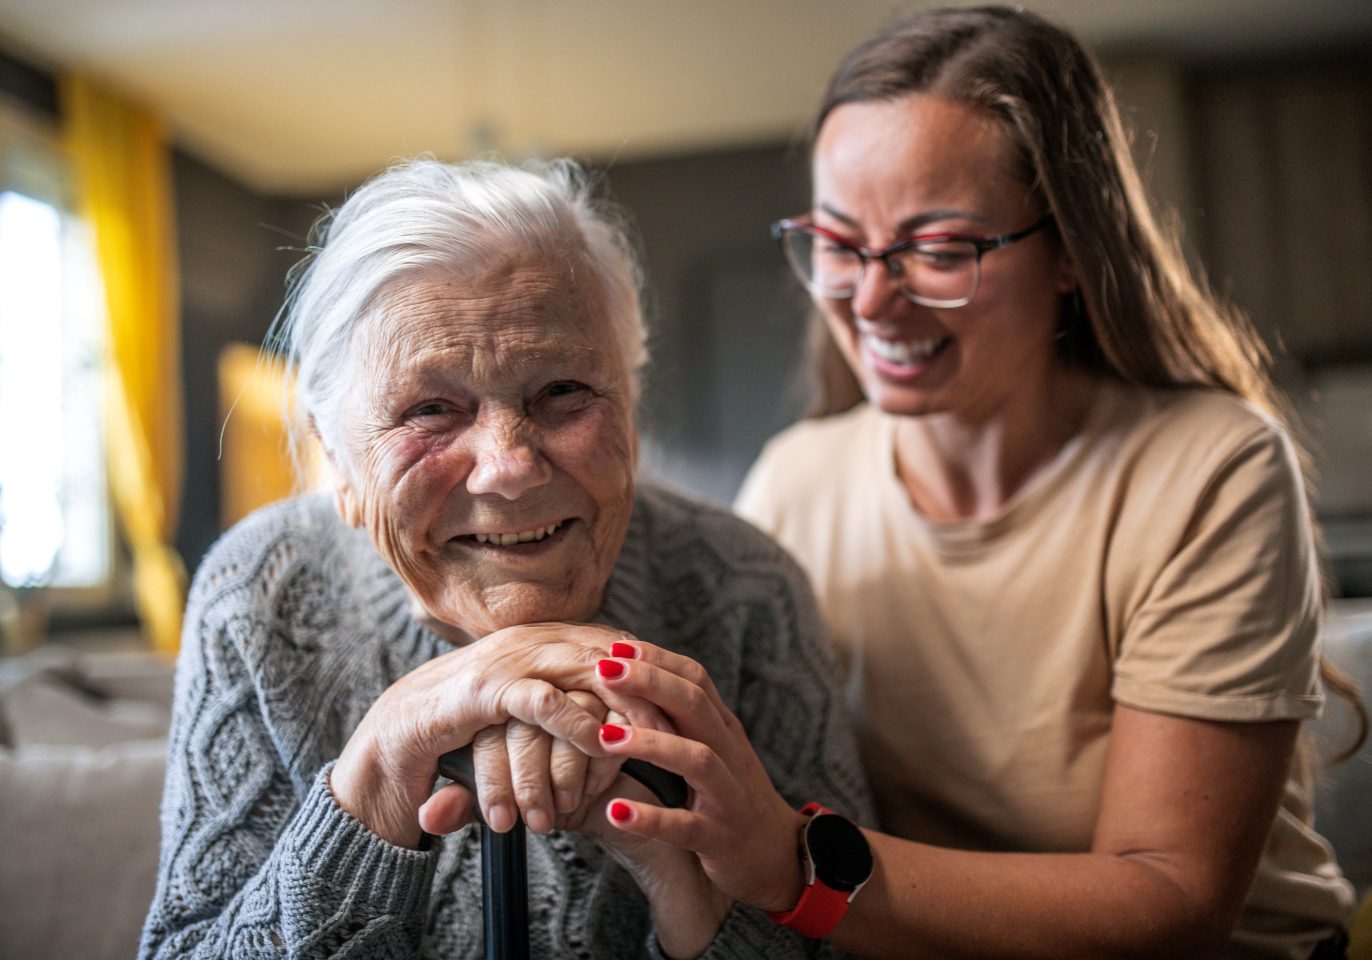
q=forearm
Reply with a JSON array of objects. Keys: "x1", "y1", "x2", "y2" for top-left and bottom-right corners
[
  {"x1": 831, "y1": 833, "x2": 1232, "y2": 960},
  {"x1": 142, "y1": 766, "x2": 438, "y2": 959}
]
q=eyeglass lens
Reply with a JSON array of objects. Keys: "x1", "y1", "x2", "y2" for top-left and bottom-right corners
[{"x1": 783, "y1": 230, "x2": 980, "y2": 307}]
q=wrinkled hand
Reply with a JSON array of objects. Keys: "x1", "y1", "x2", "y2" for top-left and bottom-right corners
[
  {"x1": 588, "y1": 640, "x2": 808, "y2": 915},
  {"x1": 418, "y1": 691, "x2": 636, "y2": 835},
  {"x1": 331, "y1": 622, "x2": 654, "y2": 847}
]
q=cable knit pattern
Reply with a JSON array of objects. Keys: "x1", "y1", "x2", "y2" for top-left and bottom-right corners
[{"x1": 140, "y1": 481, "x2": 873, "y2": 959}]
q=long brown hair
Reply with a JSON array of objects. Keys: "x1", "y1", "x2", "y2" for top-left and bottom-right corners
[{"x1": 806, "y1": 5, "x2": 1366, "y2": 759}]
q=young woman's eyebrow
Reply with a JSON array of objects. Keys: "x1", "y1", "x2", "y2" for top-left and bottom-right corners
[{"x1": 817, "y1": 202, "x2": 987, "y2": 236}]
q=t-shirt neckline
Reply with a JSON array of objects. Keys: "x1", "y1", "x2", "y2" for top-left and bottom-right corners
[{"x1": 877, "y1": 380, "x2": 1119, "y2": 555}]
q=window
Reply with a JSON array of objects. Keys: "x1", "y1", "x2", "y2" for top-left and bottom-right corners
[{"x1": 0, "y1": 109, "x2": 111, "y2": 591}]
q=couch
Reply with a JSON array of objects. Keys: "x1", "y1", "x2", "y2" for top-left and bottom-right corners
[{"x1": 0, "y1": 640, "x2": 173, "y2": 960}]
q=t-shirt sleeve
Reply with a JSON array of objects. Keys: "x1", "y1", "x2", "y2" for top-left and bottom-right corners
[{"x1": 1111, "y1": 423, "x2": 1324, "y2": 722}]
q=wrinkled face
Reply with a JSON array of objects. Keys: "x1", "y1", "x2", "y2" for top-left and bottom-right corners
[
  {"x1": 333, "y1": 254, "x2": 638, "y2": 639},
  {"x1": 812, "y1": 93, "x2": 1076, "y2": 422}
]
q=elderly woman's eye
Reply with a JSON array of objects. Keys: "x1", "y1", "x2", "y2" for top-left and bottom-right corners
[
  {"x1": 544, "y1": 381, "x2": 589, "y2": 399},
  {"x1": 409, "y1": 401, "x2": 450, "y2": 418}
]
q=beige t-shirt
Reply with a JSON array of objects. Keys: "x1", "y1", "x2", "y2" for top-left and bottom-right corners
[{"x1": 736, "y1": 382, "x2": 1354, "y2": 959}]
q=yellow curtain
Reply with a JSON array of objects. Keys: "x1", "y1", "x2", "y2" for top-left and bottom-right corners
[
  {"x1": 217, "y1": 342, "x2": 327, "y2": 529},
  {"x1": 62, "y1": 75, "x2": 186, "y2": 655}
]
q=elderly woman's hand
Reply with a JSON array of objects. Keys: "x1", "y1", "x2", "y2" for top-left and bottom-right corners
[
  {"x1": 416, "y1": 691, "x2": 634, "y2": 836},
  {"x1": 330, "y1": 622, "x2": 650, "y2": 848}
]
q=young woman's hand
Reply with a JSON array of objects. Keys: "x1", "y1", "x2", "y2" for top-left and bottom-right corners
[
  {"x1": 589, "y1": 640, "x2": 809, "y2": 914},
  {"x1": 566, "y1": 767, "x2": 733, "y2": 960}
]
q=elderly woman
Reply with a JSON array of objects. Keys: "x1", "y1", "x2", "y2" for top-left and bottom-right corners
[{"x1": 139, "y1": 158, "x2": 872, "y2": 959}]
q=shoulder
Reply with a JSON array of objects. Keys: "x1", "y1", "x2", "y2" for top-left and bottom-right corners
[
  {"x1": 1112, "y1": 385, "x2": 1292, "y2": 463},
  {"x1": 1101, "y1": 385, "x2": 1304, "y2": 507},
  {"x1": 188, "y1": 494, "x2": 354, "y2": 605},
  {"x1": 1100, "y1": 388, "x2": 1323, "y2": 719},
  {"x1": 630, "y1": 481, "x2": 821, "y2": 644},
  {"x1": 735, "y1": 404, "x2": 881, "y2": 523},
  {"x1": 630, "y1": 482, "x2": 833, "y2": 694},
  {"x1": 181, "y1": 494, "x2": 392, "y2": 667}
]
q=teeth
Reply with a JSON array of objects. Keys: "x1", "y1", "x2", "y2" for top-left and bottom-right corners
[
  {"x1": 863, "y1": 333, "x2": 947, "y2": 365},
  {"x1": 471, "y1": 522, "x2": 561, "y2": 545}
]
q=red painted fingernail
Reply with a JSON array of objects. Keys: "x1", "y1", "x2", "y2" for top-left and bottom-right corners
[
  {"x1": 597, "y1": 658, "x2": 625, "y2": 679},
  {"x1": 600, "y1": 723, "x2": 628, "y2": 743},
  {"x1": 610, "y1": 641, "x2": 637, "y2": 659},
  {"x1": 609, "y1": 800, "x2": 633, "y2": 823}
]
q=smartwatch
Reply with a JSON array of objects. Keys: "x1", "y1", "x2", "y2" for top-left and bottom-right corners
[{"x1": 766, "y1": 802, "x2": 873, "y2": 939}]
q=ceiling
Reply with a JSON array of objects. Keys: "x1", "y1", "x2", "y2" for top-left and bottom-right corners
[{"x1": 1, "y1": 0, "x2": 1368, "y2": 195}]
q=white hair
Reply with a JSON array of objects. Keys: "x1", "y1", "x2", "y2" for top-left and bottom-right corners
[{"x1": 266, "y1": 156, "x2": 647, "y2": 473}]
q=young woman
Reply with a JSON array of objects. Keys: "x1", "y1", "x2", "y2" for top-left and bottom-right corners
[{"x1": 591, "y1": 8, "x2": 1363, "y2": 958}]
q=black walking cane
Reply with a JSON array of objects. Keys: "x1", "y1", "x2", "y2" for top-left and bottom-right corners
[{"x1": 438, "y1": 746, "x2": 688, "y2": 960}]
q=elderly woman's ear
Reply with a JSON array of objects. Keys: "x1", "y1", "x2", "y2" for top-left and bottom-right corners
[
  {"x1": 309, "y1": 412, "x2": 361, "y2": 529},
  {"x1": 323, "y1": 447, "x2": 363, "y2": 529},
  {"x1": 332, "y1": 476, "x2": 362, "y2": 529}
]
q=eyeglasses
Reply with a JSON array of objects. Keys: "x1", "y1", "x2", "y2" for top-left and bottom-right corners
[{"x1": 770, "y1": 214, "x2": 1053, "y2": 309}]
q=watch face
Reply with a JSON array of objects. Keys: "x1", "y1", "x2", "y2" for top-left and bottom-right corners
[{"x1": 806, "y1": 813, "x2": 874, "y2": 892}]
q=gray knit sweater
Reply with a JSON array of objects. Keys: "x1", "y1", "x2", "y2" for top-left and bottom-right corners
[{"x1": 140, "y1": 482, "x2": 873, "y2": 959}]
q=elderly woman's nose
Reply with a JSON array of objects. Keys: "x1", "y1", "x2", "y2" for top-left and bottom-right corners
[{"x1": 465, "y1": 422, "x2": 554, "y2": 500}]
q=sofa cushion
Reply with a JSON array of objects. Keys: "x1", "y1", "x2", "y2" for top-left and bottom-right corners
[
  {"x1": 0, "y1": 646, "x2": 174, "y2": 960},
  {"x1": 0, "y1": 738, "x2": 166, "y2": 960},
  {"x1": 1314, "y1": 601, "x2": 1372, "y2": 899},
  {"x1": 0, "y1": 644, "x2": 174, "y2": 750},
  {"x1": 0, "y1": 668, "x2": 170, "y2": 748}
]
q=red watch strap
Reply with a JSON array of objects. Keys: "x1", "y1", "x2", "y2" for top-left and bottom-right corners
[
  {"x1": 766, "y1": 874, "x2": 852, "y2": 938},
  {"x1": 766, "y1": 803, "x2": 851, "y2": 939}
]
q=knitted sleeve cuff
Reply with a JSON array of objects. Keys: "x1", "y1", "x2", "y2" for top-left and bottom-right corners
[
  {"x1": 284, "y1": 761, "x2": 439, "y2": 918},
  {"x1": 645, "y1": 902, "x2": 827, "y2": 960}
]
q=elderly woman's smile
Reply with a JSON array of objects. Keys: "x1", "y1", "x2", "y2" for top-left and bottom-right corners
[
  {"x1": 454, "y1": 519, "x2": 566, "y2": 546},
  {"x1": 334, "y1": 258, "x2": 638, "y2": 640}
]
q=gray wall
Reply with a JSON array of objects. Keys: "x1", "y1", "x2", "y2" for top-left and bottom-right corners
[
  {"x1": 602, "y1": 145, "x2": 812, "y2": 505},
  {"x1": 172, "y1": 151, "x2": 325, "y2": 570}
]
